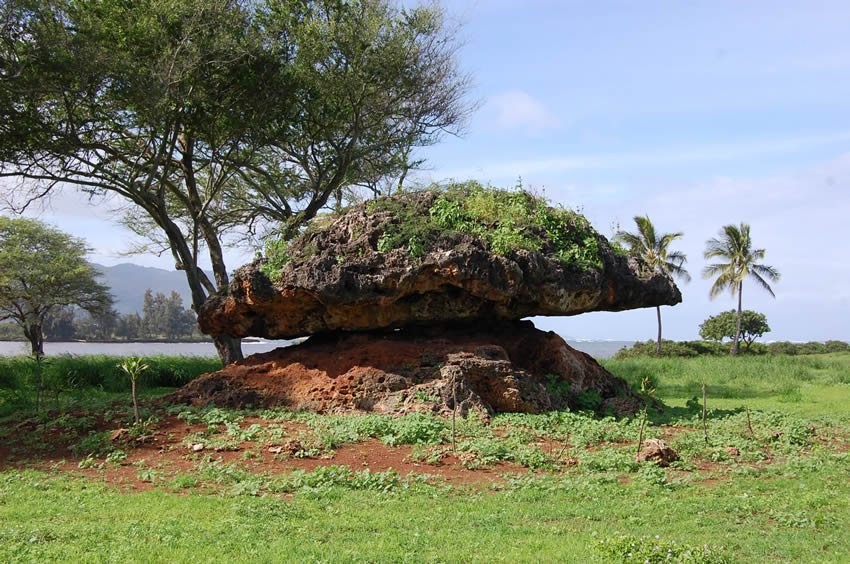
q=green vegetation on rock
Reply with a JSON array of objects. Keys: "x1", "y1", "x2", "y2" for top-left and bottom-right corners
[
  {"x1": 261, "y1": 182, "x2": 605, "y2": 280},
  {"x1": 425, "y1": 182, "x2": 602, "y2": 268}
]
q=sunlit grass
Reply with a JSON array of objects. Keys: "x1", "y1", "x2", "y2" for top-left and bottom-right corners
[
  {"x1": 603, "y1": 353, "x2": 850, "y2": 418},
  {"x1": 1, "y1": 354, "x2": 850, "y2": 561}
]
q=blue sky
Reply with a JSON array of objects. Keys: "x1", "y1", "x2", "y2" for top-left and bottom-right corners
[{"x1": 20, "y1": 0, "x2": 850, "y2": 341}]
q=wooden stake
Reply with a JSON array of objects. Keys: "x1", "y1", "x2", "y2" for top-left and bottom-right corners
[
  {"x1": 702, "y1": 382, "x2": 708, "y2": 446},
  {"x1": 450, "y1": 371, "x2": 457, "y2": 453},
  {"x1": 745, "y1": 406, "x2": 755, "y2": 439},
  {"x1": 636, "y1": 409, "x2": 647, "y2": 457}
]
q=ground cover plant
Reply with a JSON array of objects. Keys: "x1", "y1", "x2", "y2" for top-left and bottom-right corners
[
  {"x1": 261, "y1": 181, "x2": 609, "y2": 280},
  {"x1": 1, "y1": 353, "x2": 849, "y2": 561}
]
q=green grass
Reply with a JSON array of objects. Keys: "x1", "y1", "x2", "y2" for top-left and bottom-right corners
[
  {"x1": 2, "y1": 455, "x2": 847, "y2": 561},
  {"x1": 0, "y1": 355, "x2": 220, "y2": 417},
  {"x1": 2, "y1": 354, "x2": 850, "y2": 561},
  {"x1": 602, "y1": 353, "x2": 850, "y2": 417}
]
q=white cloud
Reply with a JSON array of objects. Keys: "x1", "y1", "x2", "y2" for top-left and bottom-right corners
[
  {"x1": 438, "y1": 130, "x2": 850, "y2": 181},
  {"x1": 578, "y1": 153, "x2": 850, "y2": 341},
  {"x1": 487, "y1": 90, "x2": 559, "y2": 132}
]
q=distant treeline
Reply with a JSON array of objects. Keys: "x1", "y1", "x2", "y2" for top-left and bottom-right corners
[
  {"x1": 0, "y1": 290, "x2": 205, "y2": 342},
  {"x1": 616, "y1": 339, "x2": 850, "y2": 359}
]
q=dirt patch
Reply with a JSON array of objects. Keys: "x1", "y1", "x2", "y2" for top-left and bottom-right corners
[
  {"x1": 166, "y1": 323, "x2": 644, "y2": 418},
  {"x1": 0, "y1": 413, "x2": 525, "y2": 492}
]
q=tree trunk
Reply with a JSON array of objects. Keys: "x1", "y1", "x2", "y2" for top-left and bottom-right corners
[
  {"x1": 27, "y1": 323, "x2": 44, "y2": 356},
  {"x1": 732, "y1": 281, "x2": 742, "y2": 356},
  {"x1": 156, "y1": 212, "x2": 243, "y2": 365},
  {"x1": 214, "y1": 335, "x2": 243, "y2": 366},
  {"x1": 131, "y1": 378, "x2": 140, "y2": 425},
  {"x1": 655, "y1": 306, "x2": 662, "y2": 356}
]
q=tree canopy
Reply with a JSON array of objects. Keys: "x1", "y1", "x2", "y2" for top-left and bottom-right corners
[
  {"x1": 699, "y1": 310, "x2": 771, "y2": 351},
  {"x1": 0, "y1": 216, "x2": 113, "y2": 355},
  {"x1": 142, "y1": 289, "x2": 195, "y2": 340},
  {"x1": 703, "y1": 223, "x2": 779, "y2": 355},
  {"x1": 614, "y1": 215, "x2": 689, "y2": 356},
  {"x1": 0, "y1": 0, "x2": 472, "y2": 364}
]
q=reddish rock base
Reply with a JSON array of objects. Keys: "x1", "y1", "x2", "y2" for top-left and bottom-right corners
[{"x1": 168, "y1": 321, "x2": 643, "y2": 418}]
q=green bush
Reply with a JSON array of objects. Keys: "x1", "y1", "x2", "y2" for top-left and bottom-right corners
[
  {"x1": 263, "y1": 182, "x2": 605, "y2": 275},
  {"x1": 617, "y1": 339, "x2": 845, "y2": 359},
  {"x1": 825, "y1": 340, "x2": 850, "y2": 353},
  {"x1": 766, "y1": 341, "x2": 849, "y2": 356},
  {"x1": 615, "y1": 340, "x2": 700, "y2": 358},
  {"x1": 768, "y1": 341, "x2": 799, "y2": 356},
  {"x1": 795, "y1": 341, "x2": 828, "y2": 355}
]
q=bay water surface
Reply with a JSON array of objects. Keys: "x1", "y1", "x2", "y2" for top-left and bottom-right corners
[{"x1": 0, "y1": 339, "x2": 632, "y2": 360}]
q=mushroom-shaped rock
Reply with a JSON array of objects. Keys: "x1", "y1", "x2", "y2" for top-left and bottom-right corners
[{"x1": 199, "y1": 189, "x2": 681, "y2": 339}]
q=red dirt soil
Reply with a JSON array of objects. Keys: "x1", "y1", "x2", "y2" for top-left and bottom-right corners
[
  {"x1": 167, "y1": 322, "x2": 642, "y2": 417},
  {"x1": 0, "y1": 414, "x2": 528, "y2": 492}
]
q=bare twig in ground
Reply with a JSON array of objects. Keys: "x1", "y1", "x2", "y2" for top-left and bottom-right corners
[
  {"x1": 554, "y1": 441, "x2": 571, "y2": 463},
  {"x1": 450, "y1": 371, "x2": 457, "y2": 453},
  {"x1": 745, "y1": 406, "x2": 756, "y2": 439},
  {"x1": 636, "y1": 409, "x2": 648, "y2": 457},
  {"x1": 702, "y1": 382, "x2": 709, "y2": 446},
  {"x1": 635, "y1": 377, "x2": 656, "y2": 457}
]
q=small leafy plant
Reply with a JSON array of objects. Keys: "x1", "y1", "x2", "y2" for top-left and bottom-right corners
[
  {"x1": 596, "y1": 533, "x2": 730, "y2": 563},
  {"x1": 118, "y1": 357, "x2": 149, "y2": 425}
]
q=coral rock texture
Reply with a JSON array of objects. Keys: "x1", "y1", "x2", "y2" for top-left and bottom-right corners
[{"x1": 199, "y1": 191, "x2": 681, "y2": 339}]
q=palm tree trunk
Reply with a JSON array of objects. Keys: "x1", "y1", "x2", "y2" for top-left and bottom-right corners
[
  {"x1": 655, "y1": 306, "x2": 662, "y2": 356},
  {"x1": 732, "y1": 281, "x2": 742, "y2": 356}
]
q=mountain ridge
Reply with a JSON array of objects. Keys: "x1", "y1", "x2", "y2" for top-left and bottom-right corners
[{"x1": 92, "y1": 263, "x2": 201, "y2": 314}]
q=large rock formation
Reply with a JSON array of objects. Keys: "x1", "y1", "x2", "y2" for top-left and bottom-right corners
[
  {"x1": 175, "y1": 189, "x2": 679, "y2": 416},
  {"x1": 199, "y1": 191, "x2": 680, "y2": 339},
  {"x1": 168, "y1": 321, "x2": 644, "y2": 418}
]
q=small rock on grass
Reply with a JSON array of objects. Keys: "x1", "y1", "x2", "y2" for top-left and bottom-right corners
[{"x1": 636, "y1": 438, "x2": 679, "y2": 467}]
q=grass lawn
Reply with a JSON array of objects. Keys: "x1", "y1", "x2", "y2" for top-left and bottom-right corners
[{"x1": 1, "y1": 353, "x2": 849, "y2": 562}]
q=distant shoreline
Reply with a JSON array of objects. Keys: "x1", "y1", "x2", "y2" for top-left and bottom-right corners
[
  {"x1": 0, "y1": 338, "x2": 214, "y2": 344},
  {"x1": 0, "y1": 338, "x2": 631, "y2": 359}
]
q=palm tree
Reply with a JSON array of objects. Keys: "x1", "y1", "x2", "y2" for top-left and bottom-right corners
[
  {"x1": 615, "y1": 216, "x2": 690, "y2": 355},
  {"x1": 703, "y1": 223, "x2": 780, "y2": 355}
]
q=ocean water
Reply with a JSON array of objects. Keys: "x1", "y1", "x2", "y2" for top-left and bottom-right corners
[{"x1": 0, "y1": 338, "x2": 633, "y2": 359}]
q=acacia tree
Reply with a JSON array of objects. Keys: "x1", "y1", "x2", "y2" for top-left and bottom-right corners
[
  {"x1": 0, "y1": 216, "x2": 113, "y2": 355},
  {"x1": 703, "y1": 223, "x2": 780, "y2": 356},
  {"x1": 0, "y1": 0, "x2": 472, "y2": 364},
  {"x1": 699, "y1": 310, "x2": 770, "y2": 351},
  {"x1": 615, "y1": 215, "x2": 690, "y2": 355}
]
